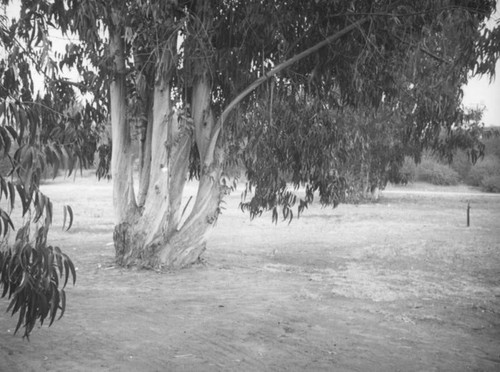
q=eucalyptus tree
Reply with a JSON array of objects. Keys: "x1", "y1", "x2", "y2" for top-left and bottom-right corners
[
  {"x1": 7, "y1": 0, "x2": 500, "y2": 270},
  {"x1": 66, "y1": 0, "x2": 499, "y2": 268}
]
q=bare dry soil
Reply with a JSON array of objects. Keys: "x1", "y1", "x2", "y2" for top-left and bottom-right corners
[{"x1": 1, "y1": 175, "x2": 499, "y2": 371}]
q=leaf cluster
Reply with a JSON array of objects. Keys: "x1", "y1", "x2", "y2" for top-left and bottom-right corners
[
  {"x1": 0, "y1": 177, "x2": 52, "y2": 236},
  {"x1": 0, "y1": 172, "x2": 74, "y2": 338},
  {"x1": 0, "y1": 10, "x2": 102, "y2": 182},
  {"x1": 0, "y1": 3, "x2": 82, "y2": 337},
  {"x1": 0, "y1": 224, "x2": 76, "y2": 339},
  {"x1": 237, "y1": 97, "x2": 366, "y2": 221}
]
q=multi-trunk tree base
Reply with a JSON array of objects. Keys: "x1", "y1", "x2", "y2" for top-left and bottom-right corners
[
  {"x1": 113, "y1": 169, "x2": 223, "y2": 270},
  {"x1": 113, "y1": 220, "x2": 209, "y2": 270}
]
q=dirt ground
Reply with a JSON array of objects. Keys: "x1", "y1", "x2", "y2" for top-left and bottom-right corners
[{"x1": 1, "y1": 174, "x2": 499, "y2": 371}]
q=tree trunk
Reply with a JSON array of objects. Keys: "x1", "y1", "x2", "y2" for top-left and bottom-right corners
[
  {"x1": 110, "y1": 15, "x2": 222, "y2": 269},
  {"x1": 109, "y1": 22, "x2": 138, "y2": 224}
]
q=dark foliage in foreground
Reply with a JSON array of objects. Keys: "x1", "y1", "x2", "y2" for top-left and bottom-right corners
[{"x1": 0, "y1": 224, "x2": 76, "y2": 339}]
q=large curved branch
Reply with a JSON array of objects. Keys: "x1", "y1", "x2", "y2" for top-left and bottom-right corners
[{"x1": 204, "y1": 17, "x2": 370, "y2": 166}]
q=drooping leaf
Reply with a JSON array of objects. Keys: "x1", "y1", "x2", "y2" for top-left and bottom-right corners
[
  {"x1": 62, "y1": 205, "x2": 73, "y2": 231},
  {"x1": 14, "y1": 303, "x2": 26, "y2": 336},
  {"x1": 0, "y1": 209, "x2": 15, "y2": 237},
  {"x1": 16, "y1": 184, "x2": 30, "y2": 216},
  {"x1": 58, "y1": 289, "x2": 66, "y2": 320},
  {"x1": 5, "y1": 125, "x2": 18, "y2": 141},
  {"x1": 48, "y1": 286, "x2": 59, "y2": 326},
  {"x1": 8, "y1": 181, "x2": 15, "y2": 210},
  {"x1": 0, "y1": 178, "x2": 7, "y2": 200}
]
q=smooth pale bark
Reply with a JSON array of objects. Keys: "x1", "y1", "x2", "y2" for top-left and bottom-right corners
[
  {"x1": 115, "y1": 83, "x2": 190, "y2": 267},
  {"x1": 109, "y1": 25, "x2": 137, "y2": 224},
  {"x1": 136, "y1": 0, "x2": 222, "y2": 268},
  {"x1": 112, "y1": 36, "x2": 219, "y2": 268},
  {"x1": 152, "y1": 74, "x2": 223, "y2": 268},
  {"x1": 158, "y1": 166, "x2": 222, "y2": 267},
  {"x1": 150, "y1": 3, "x2": 223, "y2": 267}
]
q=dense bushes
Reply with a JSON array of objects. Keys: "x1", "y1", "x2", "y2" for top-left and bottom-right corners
[
  {"x1": 397, "y1": 130, "x2": 500, "y2": 192},
  {"x1": 415, "y1": 155, "x2": 460, "y2": 185},
  {"x1": 465, "y1": 155, "x2": 500, "y2": 186},
  {"x1": 481, "y1": 175, "x2": 500, "y2": 193},
  {"x1": 398, "y1": 157, "x2": 417, "y2": 184},
  {"x1": 450, "y1": 151, "x2": 472, "y2": 181},
  {"x1": 462, "y1": 131, "x2": 500, "y2": 192}
]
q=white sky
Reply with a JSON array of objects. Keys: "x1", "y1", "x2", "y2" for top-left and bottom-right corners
[
  {"x1": 462, "y1": 60, "x2": 500, "y2": 127},
  {"x1": 462, "y1": 2, "x2": 500, "y2": 127}
]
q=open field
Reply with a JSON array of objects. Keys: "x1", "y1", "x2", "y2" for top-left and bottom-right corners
[{"x1": 1, "y1": 174, "x2": 499, "y2": 371}]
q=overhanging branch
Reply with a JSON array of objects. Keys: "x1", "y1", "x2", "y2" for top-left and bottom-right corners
[
  {"x1": 220, "y1": 17, "x2": 370, "y2": 128},
  {"x1": 204, "y1": 17, "x2": 370, "y2": 166}
]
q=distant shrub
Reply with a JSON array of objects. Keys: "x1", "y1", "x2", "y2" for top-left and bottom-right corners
[
  {"x1": 416, "y1": 156, "x2": 460, "y2": 185},
  {"x1": 450, "y1": 150, "x2": 472, "y2": 181},
  {"x1": 398, "y1": 157, "x2": 417, "y2": 184},
  {"x1": 483, "y1": 133, "x2": 500, "y2": 158},
  {"x1": 466, "y1": 156, "x2": 500, "y2": 186},
  {"x1": 480, "y1": 175, "x2": 500, "y2": 193}
]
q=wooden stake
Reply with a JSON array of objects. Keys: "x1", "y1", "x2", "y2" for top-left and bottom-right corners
[{"x1": 466, "y1": 201, "x2": 471, "y2": 227}]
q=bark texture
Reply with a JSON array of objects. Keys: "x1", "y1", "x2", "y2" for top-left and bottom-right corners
[{"x1": 110, "y1": 2, "x2": 223, "y2": 269}]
